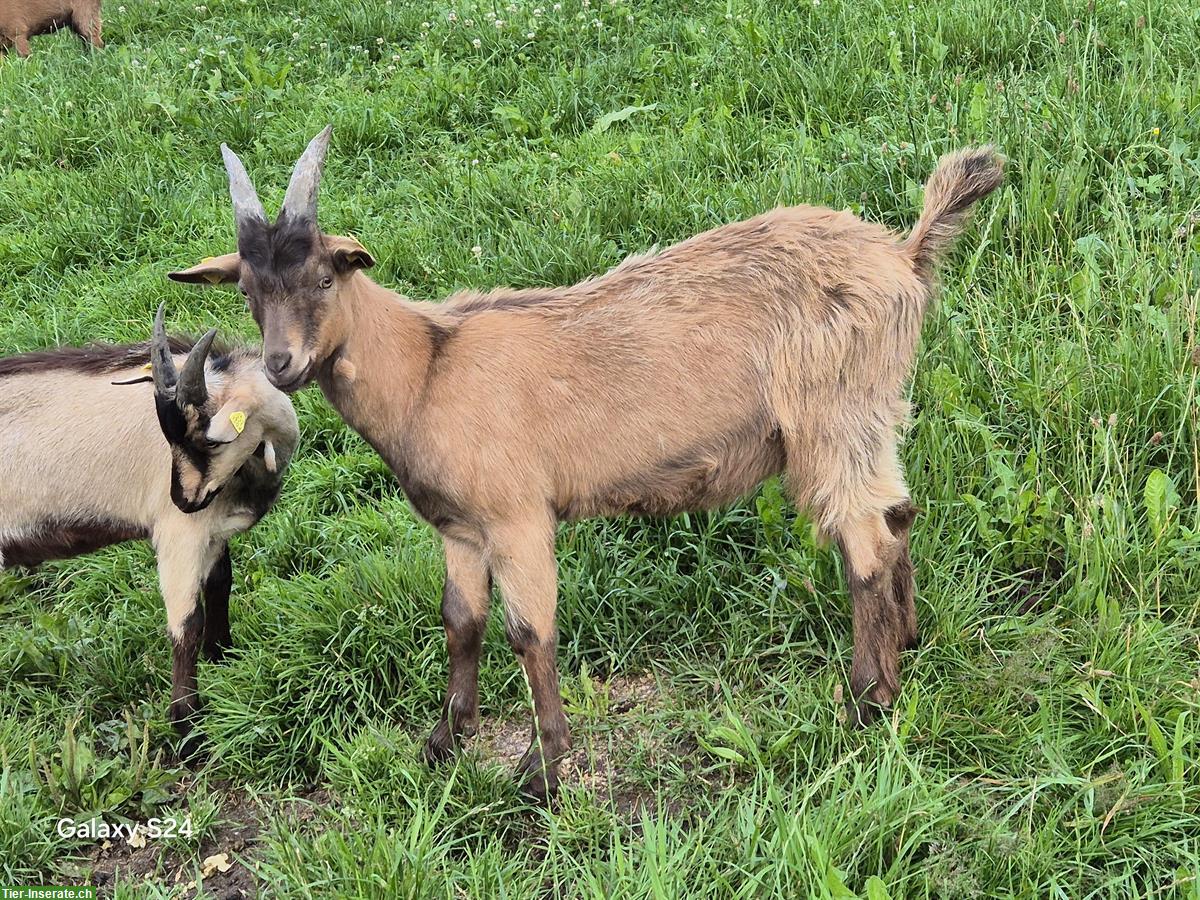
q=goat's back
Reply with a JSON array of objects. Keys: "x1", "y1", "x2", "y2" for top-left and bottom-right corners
[{"x1": 418, "y1": 205, "x2": 928, "y2": 520}]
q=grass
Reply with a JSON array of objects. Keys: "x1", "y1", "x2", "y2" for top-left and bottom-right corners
[{"x1": 1, "y1": 0, "x2": 1199, "y2": 895}]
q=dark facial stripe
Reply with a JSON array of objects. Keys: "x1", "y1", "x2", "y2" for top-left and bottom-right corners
[{"x1": 237, "y1": 214, "x2": 315, "y2": 276}]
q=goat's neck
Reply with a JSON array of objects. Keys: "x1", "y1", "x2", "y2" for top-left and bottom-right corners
[{"x1": 316, "y1": 273, "x2": 434, "y2": 449}]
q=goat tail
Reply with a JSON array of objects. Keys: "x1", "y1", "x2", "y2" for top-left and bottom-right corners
[{"x1": 902, "y1": 146, "x2": 1004, "y2": 276}]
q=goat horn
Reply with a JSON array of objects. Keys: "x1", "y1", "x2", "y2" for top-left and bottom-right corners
[
  {"x1": 221, "y1": 143, "x2": 267, "y2": 229},
  {"x1": 176, "y1": 328, "x2": 217, "y2": 409},
  {"x1": 150, "y1": 303, "x2": 178, "y2": 398},
  {"x1": 279, "y1": 124, "x2": 332, "y2": 225}
]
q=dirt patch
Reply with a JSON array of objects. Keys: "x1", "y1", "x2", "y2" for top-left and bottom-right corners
[
  {"x1": 474, "y1": 672, "x2": 676, "y2": 815},
  {"x1": 71, "y1": 785, "x2": 329, "y2": 899}
]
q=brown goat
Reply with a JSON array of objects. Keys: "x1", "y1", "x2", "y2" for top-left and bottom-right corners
[
  {"x1": 0, "y1": 0, "x2": 102, "y2": 56},
  {"x1": 171, "y1": 129, "x2": 1004, "y2": 799}
]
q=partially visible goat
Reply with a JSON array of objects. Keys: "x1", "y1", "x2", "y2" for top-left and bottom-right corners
[
  {"x1": 173, "y1": 128, "x2": 1002, "y2": 797},
  {"x1": 0, "y1": 0, "x2": 103, "y2": 56},
  {"x1": 0, "y1": 307, "x2": 298, "y2": 752}
]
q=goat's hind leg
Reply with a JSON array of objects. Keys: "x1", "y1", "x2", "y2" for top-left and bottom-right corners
[
  {"x1": 69, "y1": 8, "x2": 103, "y2": 49},
  {"x1": 836, "y1": 510, "x2": 904, "y2": 727},
  {"x1": 885, "y1": 500, "x2": 919, "y2": 652},
  {"x1": 424, "y1": 536, "x2": 491, "y2": 764}
]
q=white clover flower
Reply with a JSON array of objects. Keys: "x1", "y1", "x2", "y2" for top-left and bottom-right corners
[
  {"x1": 549, "y1": 151, "x2": 559, "y2": 159},
  {"x1": 472, "y1": 37, "x2": 481, "y2": 47},
  {"x1": 376, "y1": 36, "x2": 384, "y2": 44},
  {"x1": 387, "y1": 64, "x2": 396, "y2": 71},
  {"x1": 464, "y1": 17, "x2": 474, "y2": 25},
  {"x1": 533, "y1": 7, "x2": 543, "y2": 15},
  {"x1": 448, "y1": 11, "x2": 458, "y2": 21},
  {"x1": 117, "y1": 4, "x2": 125, "y2": 11},
  {"x1": 421, "y1": 21, "x2": 430, "y2": 28},
  {"x1": 188, "y1": 61, "x2": 197, "y2": 69},
  {"x1": 526, "y1": 31, "x2": 535, "y2": 38},
  {"x1": 471, "y1": 245, "x2": 482, "y2": 256},
  {"x1": 292, "y1": 31, "x2": 300, "y2": 39},
  {"x1": 392, "y1": 53, "x2": 401, "y2": 60},
  {"x1": 553, "y1": 2, "x2": 561, "y2": 9},
  {"x1": 471, "y1": 158, "x2": 479, "y2": 165},
  {"x1": 495, "y1": 18, "x2": 504, "y2": 27}
]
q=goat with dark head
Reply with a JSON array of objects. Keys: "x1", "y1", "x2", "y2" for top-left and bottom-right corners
[
  {"x1": 173, "y1": 128, "x2": 1003, "y2": 798},
  {"x1": 0, "y1": 307, "x2": 298, "y2": 756}
]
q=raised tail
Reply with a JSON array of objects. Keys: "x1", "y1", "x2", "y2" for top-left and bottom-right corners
[{"x1": 902, "y1": 146, "x2": 1005, "y2": 277}]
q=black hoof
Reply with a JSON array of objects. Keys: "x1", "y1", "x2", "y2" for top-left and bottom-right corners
[
  {"x1": 423, "y1": 717, "x2": 476, "y2": 766},
  {"x1": 175, "y1": 725, "x2": 207, "y2": 766},
  {"x1": 516, "y1": 747, "x2": 560, "y2": 802}
]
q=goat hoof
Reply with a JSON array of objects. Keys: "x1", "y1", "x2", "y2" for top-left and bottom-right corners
[
  {"x1": 422, "y1": 720, "x2": 460, "y2": 765},
  {"x1": 515, "y1": 748, "x2": 560, "y2": 803},
  {"x1": 846, "y1": 696, "x2": 886, "y2": 729},
  {"x1": 203, "y1": 641, "x2": 234, "y2": 664},
  {"x1": 175, "y1": 727, "x2": 207, "y2": 767}
]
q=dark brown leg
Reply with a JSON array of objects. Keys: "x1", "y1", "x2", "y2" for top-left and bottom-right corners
[
  {"x1": 202, "y1": 544, "x2": 233, "y2": 662},
  {"x1": 14, "y1": 35, "x2": 31, "y2": 57},
  {"x1": 170, "y1": 606, "x2": 205, "y2": 760},
  {"x1": 423, "y1": 537, "x2": 491, "y2": 764},
  {"x1": 885, "y1": 500, "x2": 919, "y2": 652},
  {"x1": 492, "y1": 518, "x2": 570, "y2": 801},
  {"x1": 838, "y1": 512, "x2": 902, "y2": 728}
]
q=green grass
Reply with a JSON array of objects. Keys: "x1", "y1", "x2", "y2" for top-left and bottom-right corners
[{"x1": 2, "y1": 0, "x2": 1199, "y2": 896}]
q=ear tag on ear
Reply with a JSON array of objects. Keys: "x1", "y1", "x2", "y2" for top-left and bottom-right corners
[
  {"x1": 229, "y1": 411, "x2": 247, "y2": 434},
  {"x1": 142, "y1": 362, "x2": 153, "y2": 372},
  {"x1": 203, "y1": 272, "x2": 224, "y2": 284}
]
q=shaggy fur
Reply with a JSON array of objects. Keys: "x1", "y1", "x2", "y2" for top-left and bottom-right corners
[{"x1": 173, "y1": 131, "x2": 1003, "y2": 797}]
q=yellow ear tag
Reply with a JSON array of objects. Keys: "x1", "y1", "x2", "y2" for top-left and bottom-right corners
[
  {"x1": 142, "y1": 362, "x2": 153, "y2": 372},
  {"x1": 229, "y1": 411, "x2": 247, "y2": 434}
]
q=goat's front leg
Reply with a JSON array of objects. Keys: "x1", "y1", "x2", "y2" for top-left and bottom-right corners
[
  {"x1": 424, "y1": 535, "x2": 491, "y2": 764},
  {"x1": 490, "y1": 516, "x2": 570, "y2": 801},
  {"x1": 202, "y1": 544, "x2": 233, "y2": 662},
  {"x1": 155, "y1": 527, "x2": 214, "y2": 760},
  {"x1": 14, "y1": 34, "x2": 31, "y2": 57}
]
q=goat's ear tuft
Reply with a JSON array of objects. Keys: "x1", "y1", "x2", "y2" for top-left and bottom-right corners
[
  {"x1": 326, "y1": 235, "x2": 375, "y2": 273},
  {"x1": 169, "y1": 252, "x2": 242, "y2": 285}
]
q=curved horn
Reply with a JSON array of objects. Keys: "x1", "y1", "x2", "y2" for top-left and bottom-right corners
[
  {"x1": 150, "y1": 303, "x2": 178, "y2": 398},
  {"x1": 221, "y1": 143, "x2": 267, "y2": 229},
  {"x1": 279, "y1": 125, "x2": 333, "y2": 224},
  {"x1": 176, "y1": 328, "x2": 217, "y2": 408}
]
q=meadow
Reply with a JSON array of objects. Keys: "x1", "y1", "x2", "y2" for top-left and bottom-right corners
[{"x1": 1, "y1": 0, "x2": 1199, "y2": 895}]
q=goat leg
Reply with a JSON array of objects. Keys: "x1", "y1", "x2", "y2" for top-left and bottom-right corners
[
  {"x1": 170, "y1": 606, "x2": 205, "y2": 761},
  {"x1": 201, "y1": 544, "x2": 233, "y2": 662},
  {"x1": 424, "y1": 537, "x2": 490, "y2": 764}
]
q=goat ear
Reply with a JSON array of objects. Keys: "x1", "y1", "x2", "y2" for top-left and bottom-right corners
[
  {"x1": 169, "y1": 252, "x2": 242, "y2": 285},
  {"x1": 325, "y1": 235, "x2": 375, "y2": 273},
  {"x1": 207, "y1": 399, "x2": 252, "y2": 444}
]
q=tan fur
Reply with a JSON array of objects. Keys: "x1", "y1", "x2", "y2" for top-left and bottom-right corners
[
  {"x1": 0, "y1": 0, "x2": 102, "y2": 56},
  {"x1": 178, "y1": 143, "x2": 1004, "y2": 794}
]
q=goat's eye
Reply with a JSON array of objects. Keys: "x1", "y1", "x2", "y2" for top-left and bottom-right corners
[
  {"x1": 320, "y1": 276, "x2": 334, "y2": 290},
  {"x1": 204, "y1": 437, "x2": 222, "y2": 450}
]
